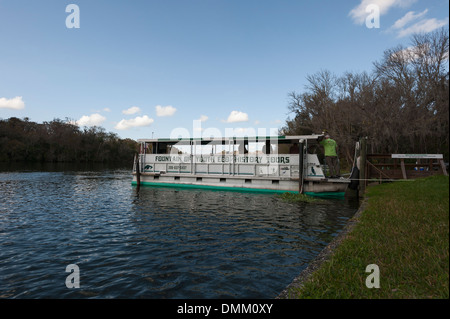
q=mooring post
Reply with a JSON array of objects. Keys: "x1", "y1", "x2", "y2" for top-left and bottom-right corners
[
  {"x1": 439, "y1": 159, "x2": 448, "y2": 176},
  {"x1": 359, "y1": 137, "x2": 367, "y2": 196},
  {"x1": 400, "y1": 159, "x2": 407, "y2": 179},
  {"x1": 298, "y1": 139, "x2": 305, "y2": 194}
]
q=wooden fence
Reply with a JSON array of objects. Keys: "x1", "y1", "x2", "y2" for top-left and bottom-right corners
[{"x1": 365, "y1": 154, "x2": 448, "y2": 182}]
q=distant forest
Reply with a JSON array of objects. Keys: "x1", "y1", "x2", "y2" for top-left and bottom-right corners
[
  {"x1": 0, "y1": 117, "x2": 138, "y2": 163},
  {"x1": 282, "y1": 28, "x2": 449, "y2": 162}
]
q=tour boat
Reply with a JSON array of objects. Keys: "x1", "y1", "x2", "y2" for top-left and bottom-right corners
[{"x1": 132, "y1": 135, "x2": 350, "y2": 197}]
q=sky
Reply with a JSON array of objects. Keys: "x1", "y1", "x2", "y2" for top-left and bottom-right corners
[{"x1": 0, "y1": 0, "x2": 448, "y2": 141}]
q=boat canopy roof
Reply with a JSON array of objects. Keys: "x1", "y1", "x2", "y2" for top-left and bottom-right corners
[{"x1": 137, "y1": 135, "x2": 323, "y2": 144}]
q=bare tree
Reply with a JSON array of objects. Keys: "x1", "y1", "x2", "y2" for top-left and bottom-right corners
[{"x1": 283, "y1": 28, "x2": 449, "y2": 162}]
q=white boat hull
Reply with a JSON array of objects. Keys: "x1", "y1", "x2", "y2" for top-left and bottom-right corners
[{"x1": 132, "y1": 173, "x2": 349, "y2": 197}]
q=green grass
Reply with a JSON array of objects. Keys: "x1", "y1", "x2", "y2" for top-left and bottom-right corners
[{"x1": 288, "y1": 175, "x2": 449, "y2": 299}]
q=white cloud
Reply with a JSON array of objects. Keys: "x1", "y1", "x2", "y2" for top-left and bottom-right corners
[
  {"x1": 0, "y1": 96, "x2": 25, "y2": 110},
  {"x1": 397, "y1": 17, "x2": 449, "y2": 38},
  {"x1": 391, "y1": 42, "x2": 449, "y2": 64},
  {"x1": 122, "y1": 106, "x2": 141, "y2": 115},
  {"x1": 224, "y1": 110, "x2": 249, "y2": 123},
  {"x1": 349, "y1": 0, "x2": 417, "y2": 25},
  {"x1": 156, "y1": 105, "x2": 176, "y2": 117},
  {"x1": 198, "y1": 115, "x2": 208, "y2": 122},
  {"x1": 114, "y1": 115, "x2": 154, "y2": 130},
  {"x1": 392, "y1": 9, "x2": 428, "y2": 29},
  {"x1": 350, "y1": 1, "x2": 449, "y2": 39},
  {"x1": 392, "y1": 45, "x2": 419, "y2": 62},
  {"x1": 388, "y1": 8, "x2": 449, "y2": 38},
  {"x1": 103, "y1": 107, "x2": 111, "y2": 112},
  {"x1": 77, "y1": 113, "x2": 106, "y2": 127}
]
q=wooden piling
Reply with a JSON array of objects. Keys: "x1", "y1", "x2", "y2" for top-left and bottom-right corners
[
  {"x1": 359, "y1": 137, "x2": 367, "y2": 196},
  {"x1": 440, "y1": 159, "x2": 448, "y2": 176},
  {"x1": 400, "y1": 159, "x2": 407, "y2": 179}
]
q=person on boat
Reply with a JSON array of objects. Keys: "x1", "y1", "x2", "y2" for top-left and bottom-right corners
[
  {"x1": 289, "y1": 143, "x2": 299, "y2": 154},
  {"x1": 262, "y1": 141, "x2": 273, "y2": 154},
  {"x1": 318, "y1": 133, "x2": 340, "y2": 178},
  {"x1": 238, "y1": 142, "x2": 248, "y2": 155}
]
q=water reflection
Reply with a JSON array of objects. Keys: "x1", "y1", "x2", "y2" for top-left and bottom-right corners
[
  {"x1": 0, "y1": 166, "x2": 358, "y2": 298},
  {"x1": 128, "y1": 186, "x2": 358, "y2": 298}
]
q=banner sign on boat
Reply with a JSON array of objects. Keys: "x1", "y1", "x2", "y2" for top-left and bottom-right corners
[{"x1": 148, "y1": 155, "x2": 298, "y2": 164}]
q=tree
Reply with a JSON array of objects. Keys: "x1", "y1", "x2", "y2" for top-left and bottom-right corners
[
  {"x1": 282, "y1": 28, "x2": 449, "y2": 161},
  {"x1": 0, "y1": 117, "x2": 138, "y2": 163}
]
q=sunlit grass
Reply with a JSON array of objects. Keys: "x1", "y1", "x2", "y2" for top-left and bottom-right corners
[{"x1": 288, "y1": 175, "x2": 449, "y2": 299}]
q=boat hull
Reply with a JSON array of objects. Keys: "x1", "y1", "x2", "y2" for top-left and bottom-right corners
[{"x1": 132, "y1": 173, "x2": 349, "y2": 197}]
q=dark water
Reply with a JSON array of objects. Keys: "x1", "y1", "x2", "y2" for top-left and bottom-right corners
[{"x1": 0, "y1": 163, "x2": 359, "y2": 299}]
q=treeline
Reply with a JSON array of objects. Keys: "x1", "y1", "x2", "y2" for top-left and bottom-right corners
[
  {"x1": 0, "y1": 117, "x2": 138, "y2": 163},
  {"x1": 282, "y1": 28, "x2": 449, "y2": 163}
]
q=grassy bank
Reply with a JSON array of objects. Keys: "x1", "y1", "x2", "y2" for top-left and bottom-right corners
[{"x1": 288, "y1": 175, "x2": 449, "y2": 299}]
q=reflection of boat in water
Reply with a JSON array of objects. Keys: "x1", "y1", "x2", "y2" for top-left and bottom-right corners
[{"x1": 132, "y1": 135, "x2": 350, "y2": 197}]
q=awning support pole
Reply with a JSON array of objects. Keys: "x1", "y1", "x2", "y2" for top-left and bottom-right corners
[{"x1": 299, "y1": 139, "x2": 305, "y2": 194}]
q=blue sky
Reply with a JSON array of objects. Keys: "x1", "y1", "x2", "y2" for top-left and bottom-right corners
[{"x1": 0, "y1": 0, "x2": 448, "y2": 140}]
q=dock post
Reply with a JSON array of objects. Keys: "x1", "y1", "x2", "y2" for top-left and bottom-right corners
[
  {"x1": 299, "y1": 139, "x2": 305, "y2": 194},
  {"x1": 400, "y1": 159, "x2": 407, "y2": 179},
  {"x1": 440, "y1": 159, "x2": 448, "y2": 176},
  {"x1": 359, "y1": 137, "x2": 367, "y2": 196}
]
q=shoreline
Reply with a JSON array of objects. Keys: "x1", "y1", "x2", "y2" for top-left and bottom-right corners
[
  {"x1": 277, "y1": 175, "x2": 449, "y2": 299},
  {"x1": 276, "y1": 195, "x2": 368, "y2": 299}
]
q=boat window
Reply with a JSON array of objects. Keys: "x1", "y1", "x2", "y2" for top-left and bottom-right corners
[
  {"x1": 237, "y1": 142, "x2": 248, "y2": 155},
  {"x1": 257, "y1": 139, "x2": 279, "y2": 155},
  {"x1": 278, "y1": 139, "x2": 302, "y2": 154},
  {"x1": 171, "y1": 141, "x2": 191, "y2": 155},
  {"x1": 260, "y1": 141, "x2": 279, "y2": 154},
  {"x1": 146, "y1": 137, "x2": 308, "y2": 155},
  {"x1": 211, "y1": 141, "x2": 229, "y2": 156},
  {"x1": 247, "y1": 141, "x2": 264, "y2": 155},
  {"x1": 289, "y1": 143, "x2": 300, "y2": 154},
  {"x1": 145, "y1": 142, "x2": 156, "y2": 154},
  {"x1": 156, "y1": 142, "x2": 180, "y2": 154},
  {"x1": 194, "y1": 142, "x2": 214, "y2": 155},
  {"x1": 157, "y1": 143, "x2": 168, "y2": 154},
  {"x1": 193, "y1": 139, "x2": 235, "y2": 156}
]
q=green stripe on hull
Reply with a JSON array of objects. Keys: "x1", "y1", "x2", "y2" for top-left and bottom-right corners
[
  {"x1": 132, "y1": 180, "x2": 297, "y2": 194},
  {"x1": 131, "y1": 181, "x2": 345, "y2": 197}
]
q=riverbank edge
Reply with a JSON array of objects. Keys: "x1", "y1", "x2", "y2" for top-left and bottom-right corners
[{"x1": 276, "y1": 193, "x2": 368, "y2": 299}]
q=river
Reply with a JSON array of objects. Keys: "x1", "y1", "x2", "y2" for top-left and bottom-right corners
[{"x1": 0, "y1": 163, "x2": 359, "y2": 298}]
